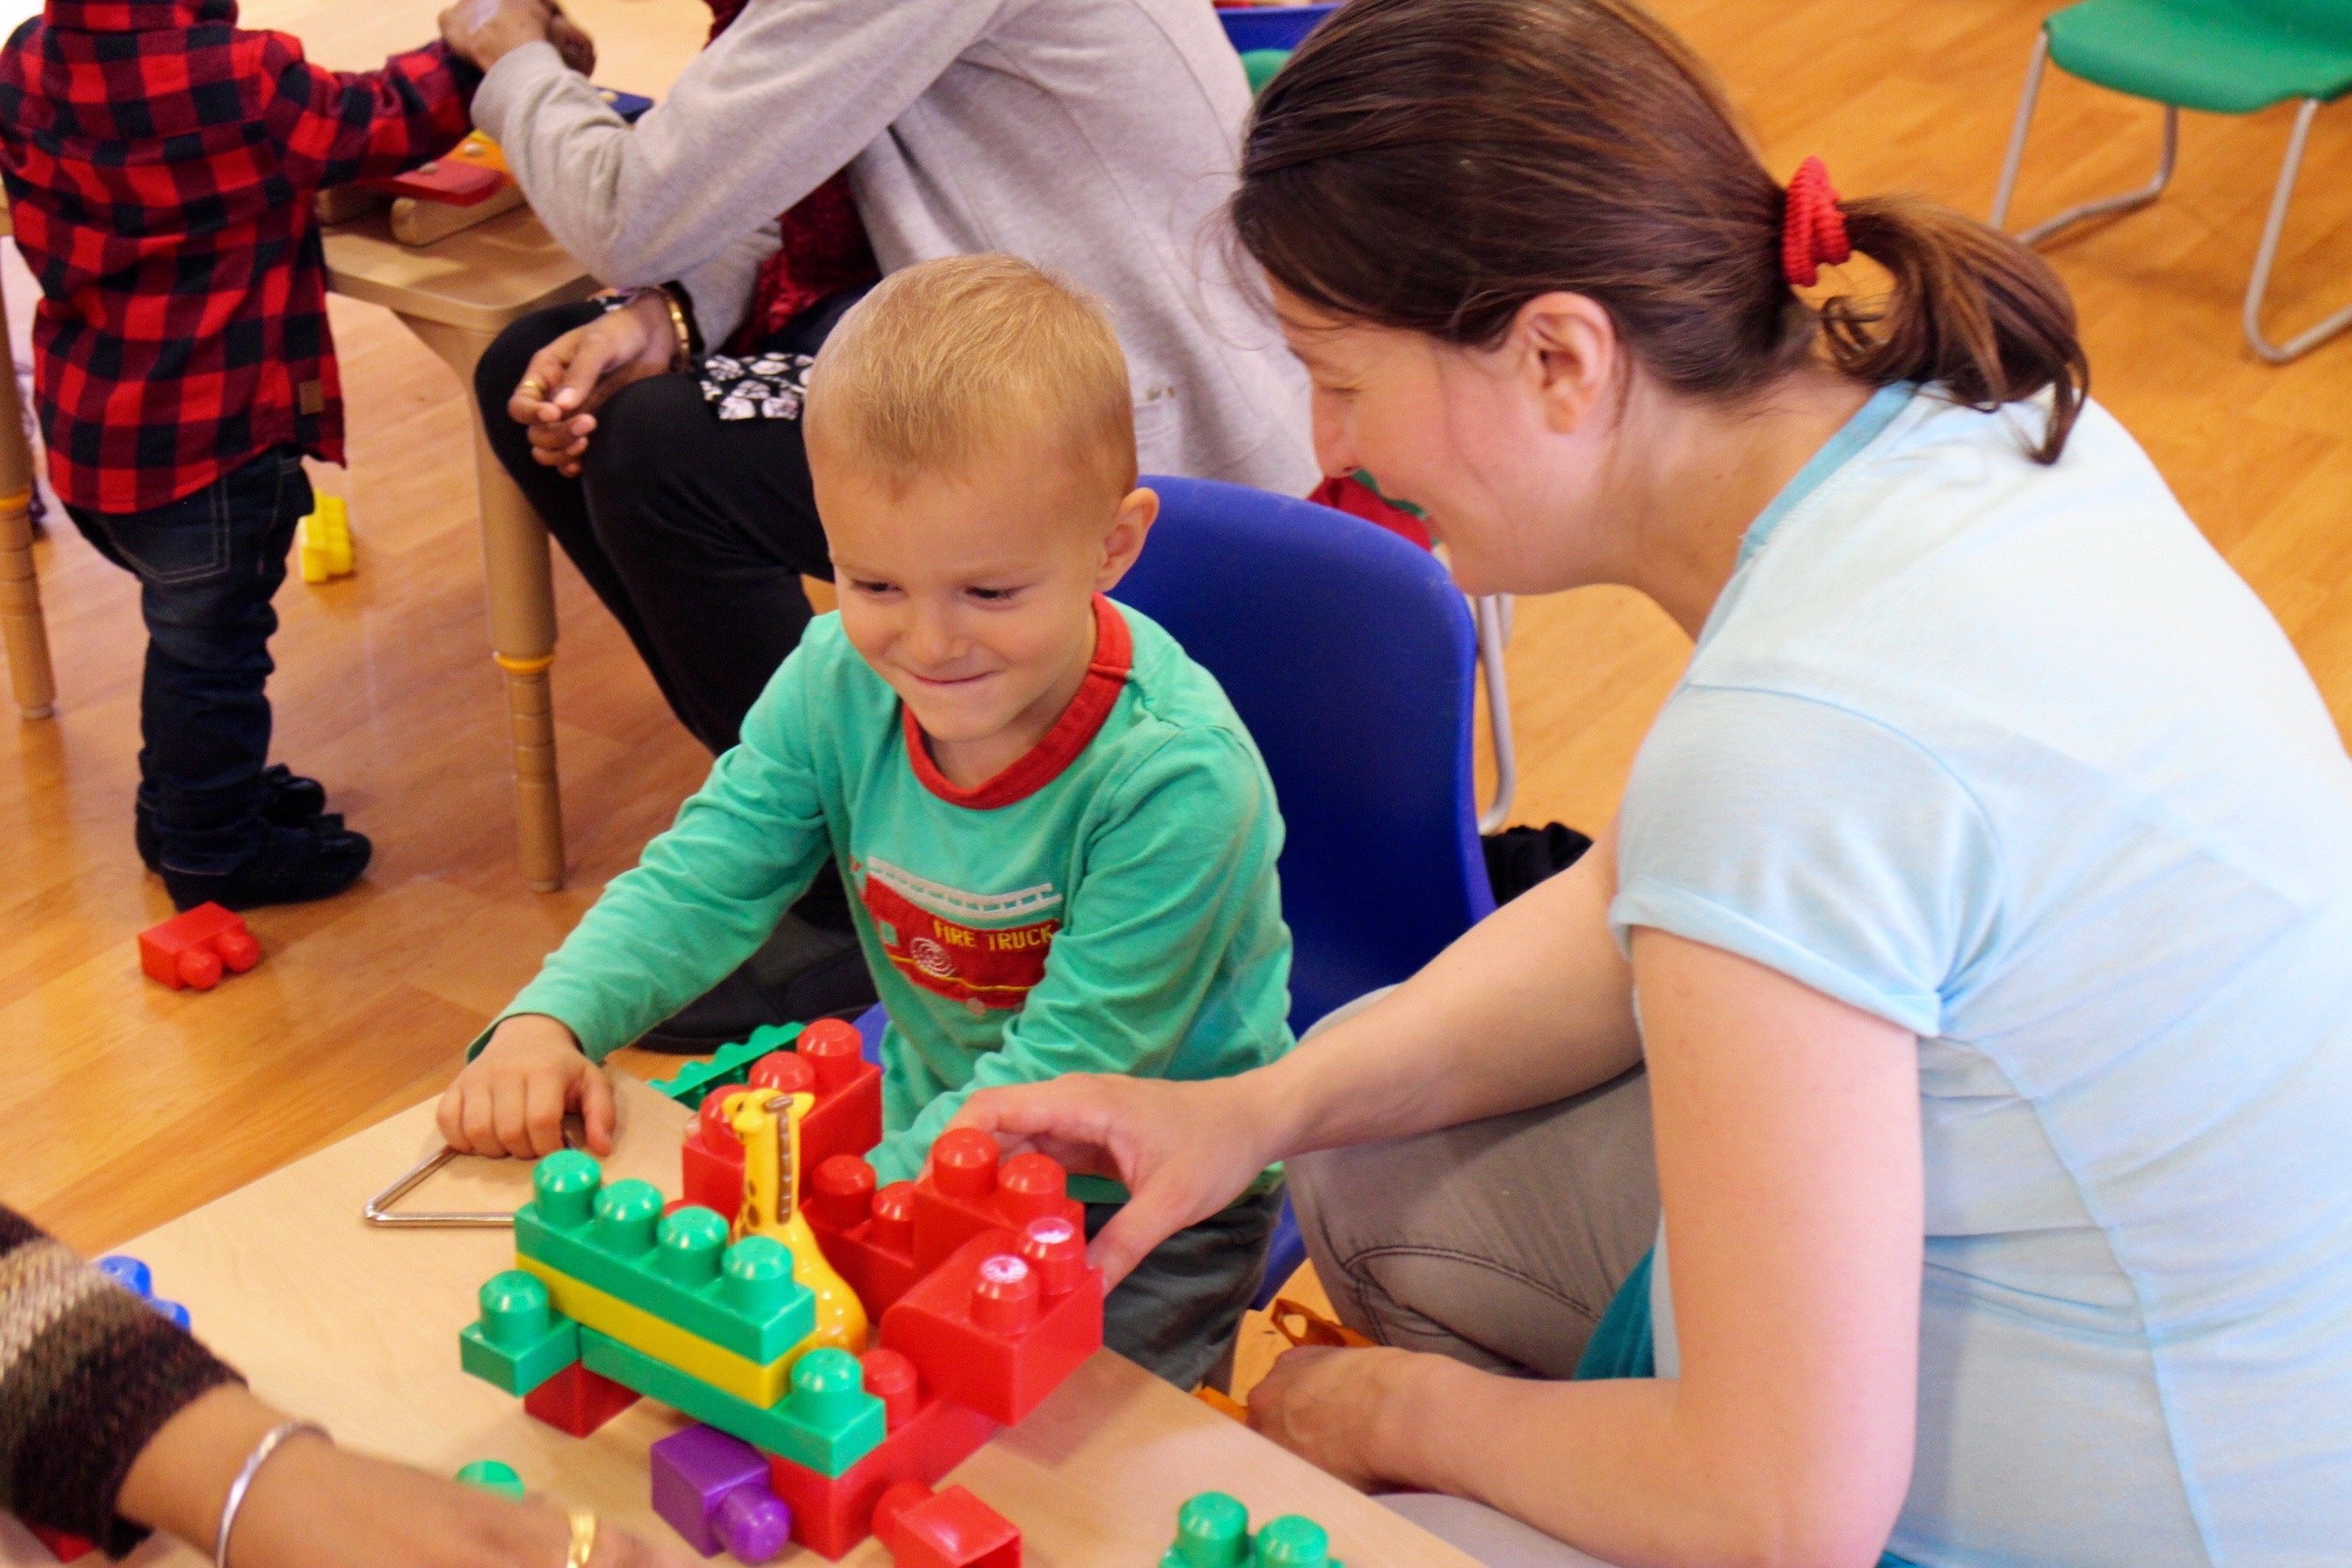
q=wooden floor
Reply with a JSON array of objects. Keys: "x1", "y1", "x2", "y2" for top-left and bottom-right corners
[{"x1": 4, "y1": 0, "x2": 2349, "y2": 1367}]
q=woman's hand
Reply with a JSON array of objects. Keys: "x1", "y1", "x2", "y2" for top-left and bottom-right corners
[
  {"x1": 549, "y1": 9, "x2": 596, "y2": 74},
  {"x1": 436, "y1": 1013, "x2": 615, "y2": 1159},
  {"x1": 506, "y1": 293, "x2": 679, "y2": 477},
  {"x1": 1246, "y1": 1346, "x2": 1423, "y2": 1492},
  {"x1": 438, "y1": 0, "x2": 556, "y2": 71},
  {"x1": 118, "y1": 1385, "x2": 691, "y2": 1568},
  {"x1": 952, "y1": 1072, "x2": 1285, "y2": 1287}
]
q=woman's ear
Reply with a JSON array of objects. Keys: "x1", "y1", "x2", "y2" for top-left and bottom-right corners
[
  {"x1": 1513, "y1": 292, "x2": 1620, "y2": 436},
  {"x1": 1096, "y1": 485, "x2": 1161, "y2": 589}
]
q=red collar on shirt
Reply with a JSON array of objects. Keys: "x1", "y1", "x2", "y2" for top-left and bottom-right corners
[{"x1": 903, "y1": 595, "x2": 1134, "y2": 811}]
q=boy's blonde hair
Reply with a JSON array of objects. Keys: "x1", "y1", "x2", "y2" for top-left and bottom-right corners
[{"x1": 805, "y1": 255, "x2": 1138, "y2": 504}]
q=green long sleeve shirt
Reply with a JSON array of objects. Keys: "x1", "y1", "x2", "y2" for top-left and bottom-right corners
[{"x1": 490, "y1": 598, "x2": 1295, "y2": 1197}]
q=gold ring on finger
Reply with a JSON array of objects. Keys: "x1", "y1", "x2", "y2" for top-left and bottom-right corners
[{"x1": 565, "y1": 1507, "x2": 598, "y2": 1568}]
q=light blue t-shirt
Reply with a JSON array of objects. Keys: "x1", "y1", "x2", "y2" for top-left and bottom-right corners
[{"x1": 1613, "y1": 386, "x2": 2352, "y2": 1567}]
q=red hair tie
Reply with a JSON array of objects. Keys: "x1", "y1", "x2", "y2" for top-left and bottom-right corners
[{"x1": 1781, "y1": 157, "x2": 1851, "y2": 288}]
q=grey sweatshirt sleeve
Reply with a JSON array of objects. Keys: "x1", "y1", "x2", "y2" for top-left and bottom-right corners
[
  {"x1": 675, "y1": 218, "x2": 784, "y2": 348},
  {"x1": 474, "y1": 1, "x2": 1002, "y2": 308}
]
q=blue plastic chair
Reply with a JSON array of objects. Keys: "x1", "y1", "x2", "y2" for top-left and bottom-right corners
[{"x1": 1215, "y1": 5, "x2": 1340, "y2": 53}]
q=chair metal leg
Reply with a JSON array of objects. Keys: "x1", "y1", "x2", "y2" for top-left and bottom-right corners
[
  {"x1": 2244, "y1": 99, "x2": 2352, "y2": 364},
  {"x1": 1473, "y1": 593, "x2": 1515, "y2": 835},
  {"x1": 1991, "y1": 33, "x2": 2180, "y2": 244}
]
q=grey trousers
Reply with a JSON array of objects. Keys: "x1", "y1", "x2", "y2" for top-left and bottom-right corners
[{"x1": 1289, "y1": 1060, "x2": 1659, "y2": 1566}]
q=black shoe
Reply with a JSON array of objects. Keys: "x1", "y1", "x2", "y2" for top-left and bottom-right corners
[
  {"x1": 137, "y1": 764, "x2": 336, "y2": 872},
  {"x1": 635, "y1": 911, "x2": 879, "y2": 1054},
  {"x1": 160, "y1": 820, "x2": 373, "y2": 912}
]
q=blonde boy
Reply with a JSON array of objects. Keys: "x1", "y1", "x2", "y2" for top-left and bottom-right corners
[{"x1": 440, "y1": 256, "x2": 1294, "y2": 1387}]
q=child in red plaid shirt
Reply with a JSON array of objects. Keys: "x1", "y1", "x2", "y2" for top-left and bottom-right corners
[{"x1": 0, "y1": 0, "x2": 589, "y2": 908}]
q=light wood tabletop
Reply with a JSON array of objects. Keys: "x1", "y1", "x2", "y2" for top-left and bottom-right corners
[{"x1": 0, "y1": 1076, "x2": 1479, "y2": 1568}]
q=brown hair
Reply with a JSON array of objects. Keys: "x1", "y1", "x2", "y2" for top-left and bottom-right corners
[
  {"x1": 1232, "y1": 0, "x2": 2087, "y2": 462},
  {"x1": 806, "y1": 254, "x2": 1137, "y2": 498}
]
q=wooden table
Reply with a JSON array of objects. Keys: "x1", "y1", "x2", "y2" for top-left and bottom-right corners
[
  {"x1": 322, "y1": 207, "x2": 602, "y2": 892},
  {"x1": 0, "y1": 1076, "x2": 1479, "y2": 1568}
]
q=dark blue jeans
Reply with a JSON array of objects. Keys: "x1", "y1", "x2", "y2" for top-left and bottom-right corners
[{"x1": 67, "y1": 447, "x2": 310, "y2": 876}]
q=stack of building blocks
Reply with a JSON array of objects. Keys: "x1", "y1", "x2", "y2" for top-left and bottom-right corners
[
  {"x1": 297, "y1": 494, "x2": 353, "y2": 583},
  {"x1": 871, "y1": 1478, "x2": 1021, "y2": 1568},
  {"x1": 136, "y1": 903, "x2": 260, "y2": 992},
  {"x1": 1163, "y1": 1494, "x2": 1343, "y2": 1568},
  {"x1": 458, "y1": 1030, "x2": 1098, "y2": 1563}
]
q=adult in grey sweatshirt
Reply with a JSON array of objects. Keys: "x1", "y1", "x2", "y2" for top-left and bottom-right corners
[{"x1": 460, "y1": 0, "x2": 1316, "y2": 1040}]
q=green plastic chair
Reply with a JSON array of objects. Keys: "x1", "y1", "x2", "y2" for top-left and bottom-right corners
[{"x1": 1988, "y1": 0, "x2": 2352, "y2": 361}]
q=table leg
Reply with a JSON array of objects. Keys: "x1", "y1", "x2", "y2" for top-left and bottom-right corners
[
  {"x1": 0, "y1": 292, "x2": 56, "y2": 720},
  {"x1": 397, "y1": 314, "x2": 565, "y2": 891}
]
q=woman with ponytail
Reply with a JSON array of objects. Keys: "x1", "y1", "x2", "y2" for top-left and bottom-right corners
[{"x1": 958, "y1": 2, "x2": 2352, "y2": 1564}]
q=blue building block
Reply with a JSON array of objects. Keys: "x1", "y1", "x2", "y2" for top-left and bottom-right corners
[
  {"x1": 514, "y1": 1153, "x2": 815, "y2": 1363},
  {"x1": 649, "y1": 1023, "x2": 805, "y2": 1109},
  {"x1": 151, "y1": 1299, "x2": 191, "y2": 1331},
  {"x1": 96, "y1": 1256, "x2": 152, "y2": 1298},
  {"x1": 459, "y1": 1269, "x2": 581, "y2": 1396},
  {"x1": 579, "y1": 1331, "x2": 886, "y2": 1477}
]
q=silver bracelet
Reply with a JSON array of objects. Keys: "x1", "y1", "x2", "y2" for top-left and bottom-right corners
[{"x1": 214, "y1": 1420, "x2": 328, "y2": 1568}]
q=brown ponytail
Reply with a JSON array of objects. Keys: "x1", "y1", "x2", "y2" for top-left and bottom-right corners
[{"x1": 1233, "y1": 0, "x2": 2090, "y2": 462}]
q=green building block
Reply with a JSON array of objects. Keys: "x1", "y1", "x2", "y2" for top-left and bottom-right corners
[
  {"x1": 578, "y1": 1328, "x2": 886, "y2": 1476},
  {"x1": 458, "y1": 1269, "x2": 579, "y2": 1395},
  {"x1": 1162, "y1": 1495, "x2": 1343, "y2": 1568},
  {"x1": 455, "y1": 1460, "x2": 526, "y2": 1499},
  {"x1": 648, "y1": 1023, "x2": 804, "y2": 1108},
  {"x1": 514, "y1": 1152, "x2": 814, "y2": 1362}
]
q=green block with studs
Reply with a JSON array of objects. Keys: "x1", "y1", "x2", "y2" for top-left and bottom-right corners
[
  {"x1": 455, "y1": 1460, "x2": 526, "y2": 1499},
  {"x1": 458, "y1": 1269, "x2": 579, "y2": 1395},
  {"x1": 648, "y1": 1023, "x2": 803, "y2": 1108},
  {"x1": 1163, "y1": 1494, "x2": 1344, "y2": 1568},
  {"x1": 512, "y1": 1151, "x2": 813, "y2": 1362},
  {"x1": 578, "y1": 1329, "x2": 885, "y2": 1476}
]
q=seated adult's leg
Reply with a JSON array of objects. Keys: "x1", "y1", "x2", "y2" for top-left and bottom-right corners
[
  {"x1": 1290, "y1": 1065, "x2": 1658, "y2": 1378},
  {"x1": 576, "y1": 372, "x2": 833, "y2": 753}
]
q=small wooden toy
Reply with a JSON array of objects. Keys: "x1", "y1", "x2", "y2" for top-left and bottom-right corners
[
  {"x1": 138, "y1": 902, "x2": 260, "y2": 991},
  {"x1": 297, "y1": 495, "x2": 353, "y2": 583}
]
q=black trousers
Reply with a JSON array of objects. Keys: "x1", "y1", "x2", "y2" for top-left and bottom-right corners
[{"x1": 475, "y1": 293, "x2": 864, "y2": 927}]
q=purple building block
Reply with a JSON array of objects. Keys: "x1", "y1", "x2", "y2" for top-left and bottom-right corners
[{"x1": 651, "y1": 1424, "x2": 793, "y2": 1563}]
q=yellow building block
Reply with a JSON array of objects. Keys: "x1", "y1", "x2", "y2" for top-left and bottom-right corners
[
  {"x1": 514, "y1": 1256, "x2": 808, "y2": 1407},
  {"x1": 298, "y1": 495, "x2": 353, "y2": 583}
]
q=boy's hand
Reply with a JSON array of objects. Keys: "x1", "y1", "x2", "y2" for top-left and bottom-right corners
[
  {"x1": 507, "y1": 293, "x2": 678, "y2": 476},
  {"x1": 436, "y1": 1013, "x2": 615, "y2": 1159},
  {"x1": 439, "y1": 0, "x2": 557, "y2": 72}
]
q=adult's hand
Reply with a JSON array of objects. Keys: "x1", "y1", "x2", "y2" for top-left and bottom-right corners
[
  {"x1": 1246, "y1": 1345, "x2": 1424, "y2": 1491},
  {"x1": 952, "y1": 1073, "x2": 1284, "y2": 1287},
  {"x1": 506, "y1": 292, "x2": 679, "y2": 478},
  {"x1": 117, "y1": 1384, "x2": 691, "y2": 1568},
  {"x1": 438, "y1": 0, "x2": 556, "y2": 72},
  {"x1": 549, "y1": 7, "x2": 597, "y2": 74}
]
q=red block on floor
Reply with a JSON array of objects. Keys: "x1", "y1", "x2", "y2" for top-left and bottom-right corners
[
  {"x1": 908, "y1": 1130, "x2": 1083, "y2": 1275},
  {"x1": 873, "y1": 1480, "x2": 1020, "y2": 1568},
  {"x1": 679, "y1": 1020, "x2": 884, "y2": 1217},
  {"x1": 524, "y1": 1360, "x2": 641, "y2": 1436},
  {"x1": 28, "y1": 1526, "x2": 93, "y2": 1563},
  {"x1": 766, "y1": 1348, "x2": 998, "y2": 1561},
  {"x1": 805, "y1": 1156, "x2": 925, "y2": 1314},
  {"x1": 878, "y1": 1221, "x2": 1102, "y2": 1426},
  {"x1": 137, "y1": 903, "x2": 260, "y2": 992}
]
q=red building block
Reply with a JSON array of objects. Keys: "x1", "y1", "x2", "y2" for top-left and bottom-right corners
[
  {"x1": 28, "y1": 1526, "x2": 93, "y2": 1563},
  {"x1": 878, "y1": 1220, "x2": 1102, "y2": 1426},
  {"x1": 909, "y1": 1130, "x2": 1083, "y2": 1275},
  {"x1": 805, "y1": 1158, "x2": 925, "y2": 1314},
  {"x1": 523, "y1": 1360, "x2": 641, "y2": 1436},
  {"x1": 767, "y1": 1348, "x2": 998, "y2": 1561},
  {"x1": 872, "y1": 1480, "x2": 1021, "y2": 1568},
  {"x1": 137, "y1": 902, "x2": 260, "y2": 991},
  {"x1": 679, "y1": 1021, "x2": 884, "y2": 1216}
]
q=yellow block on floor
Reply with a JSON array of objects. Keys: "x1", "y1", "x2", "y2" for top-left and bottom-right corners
[{"x1": 298, "y1": 495, "x2": 353, "y2": 583}]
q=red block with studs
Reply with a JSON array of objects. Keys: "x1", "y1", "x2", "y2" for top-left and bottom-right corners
[
  {"x1": 872, "y1": 1480, "x2": 1021, "y2": 1568},
  {"x1": 909, "y1": 1129, "x2": 1083, "y2": 1275},
  {"x1": 804, "y1": 1156, "x2": 925, "y2": 1314},
  {"x1": 765, "y1": 1348, "x2": 998, "y2": 1561},
  {"x1": 878, "y1": 1219, "x2": 1102, "y2": 1426},
  {"x1": 678, "y1": 1019, "x2": 883, "y2": 1215},
  {"x1": 523, "y1": 1360, "x2": 641, "y2": 1436},
  {"x1": 28, "y1": 1526, "x2": 93, "y2": 1563},
  {"x1": 137, "y1": 903, "x2": 260, "y2": 992}
]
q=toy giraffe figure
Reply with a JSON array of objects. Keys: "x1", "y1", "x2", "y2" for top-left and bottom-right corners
[{"x1": 724, "y1": 1087, "x2": 869, "y2": 1358}]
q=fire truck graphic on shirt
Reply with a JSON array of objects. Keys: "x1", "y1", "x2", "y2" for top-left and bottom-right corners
[{"x1": 855, "y1": 856, "x2": 1063, "y2": 1011}]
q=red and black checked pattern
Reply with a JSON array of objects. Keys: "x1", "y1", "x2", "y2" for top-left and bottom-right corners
[{"x1": 0, "y1": 0, "x2": 478, "y2": 514}]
